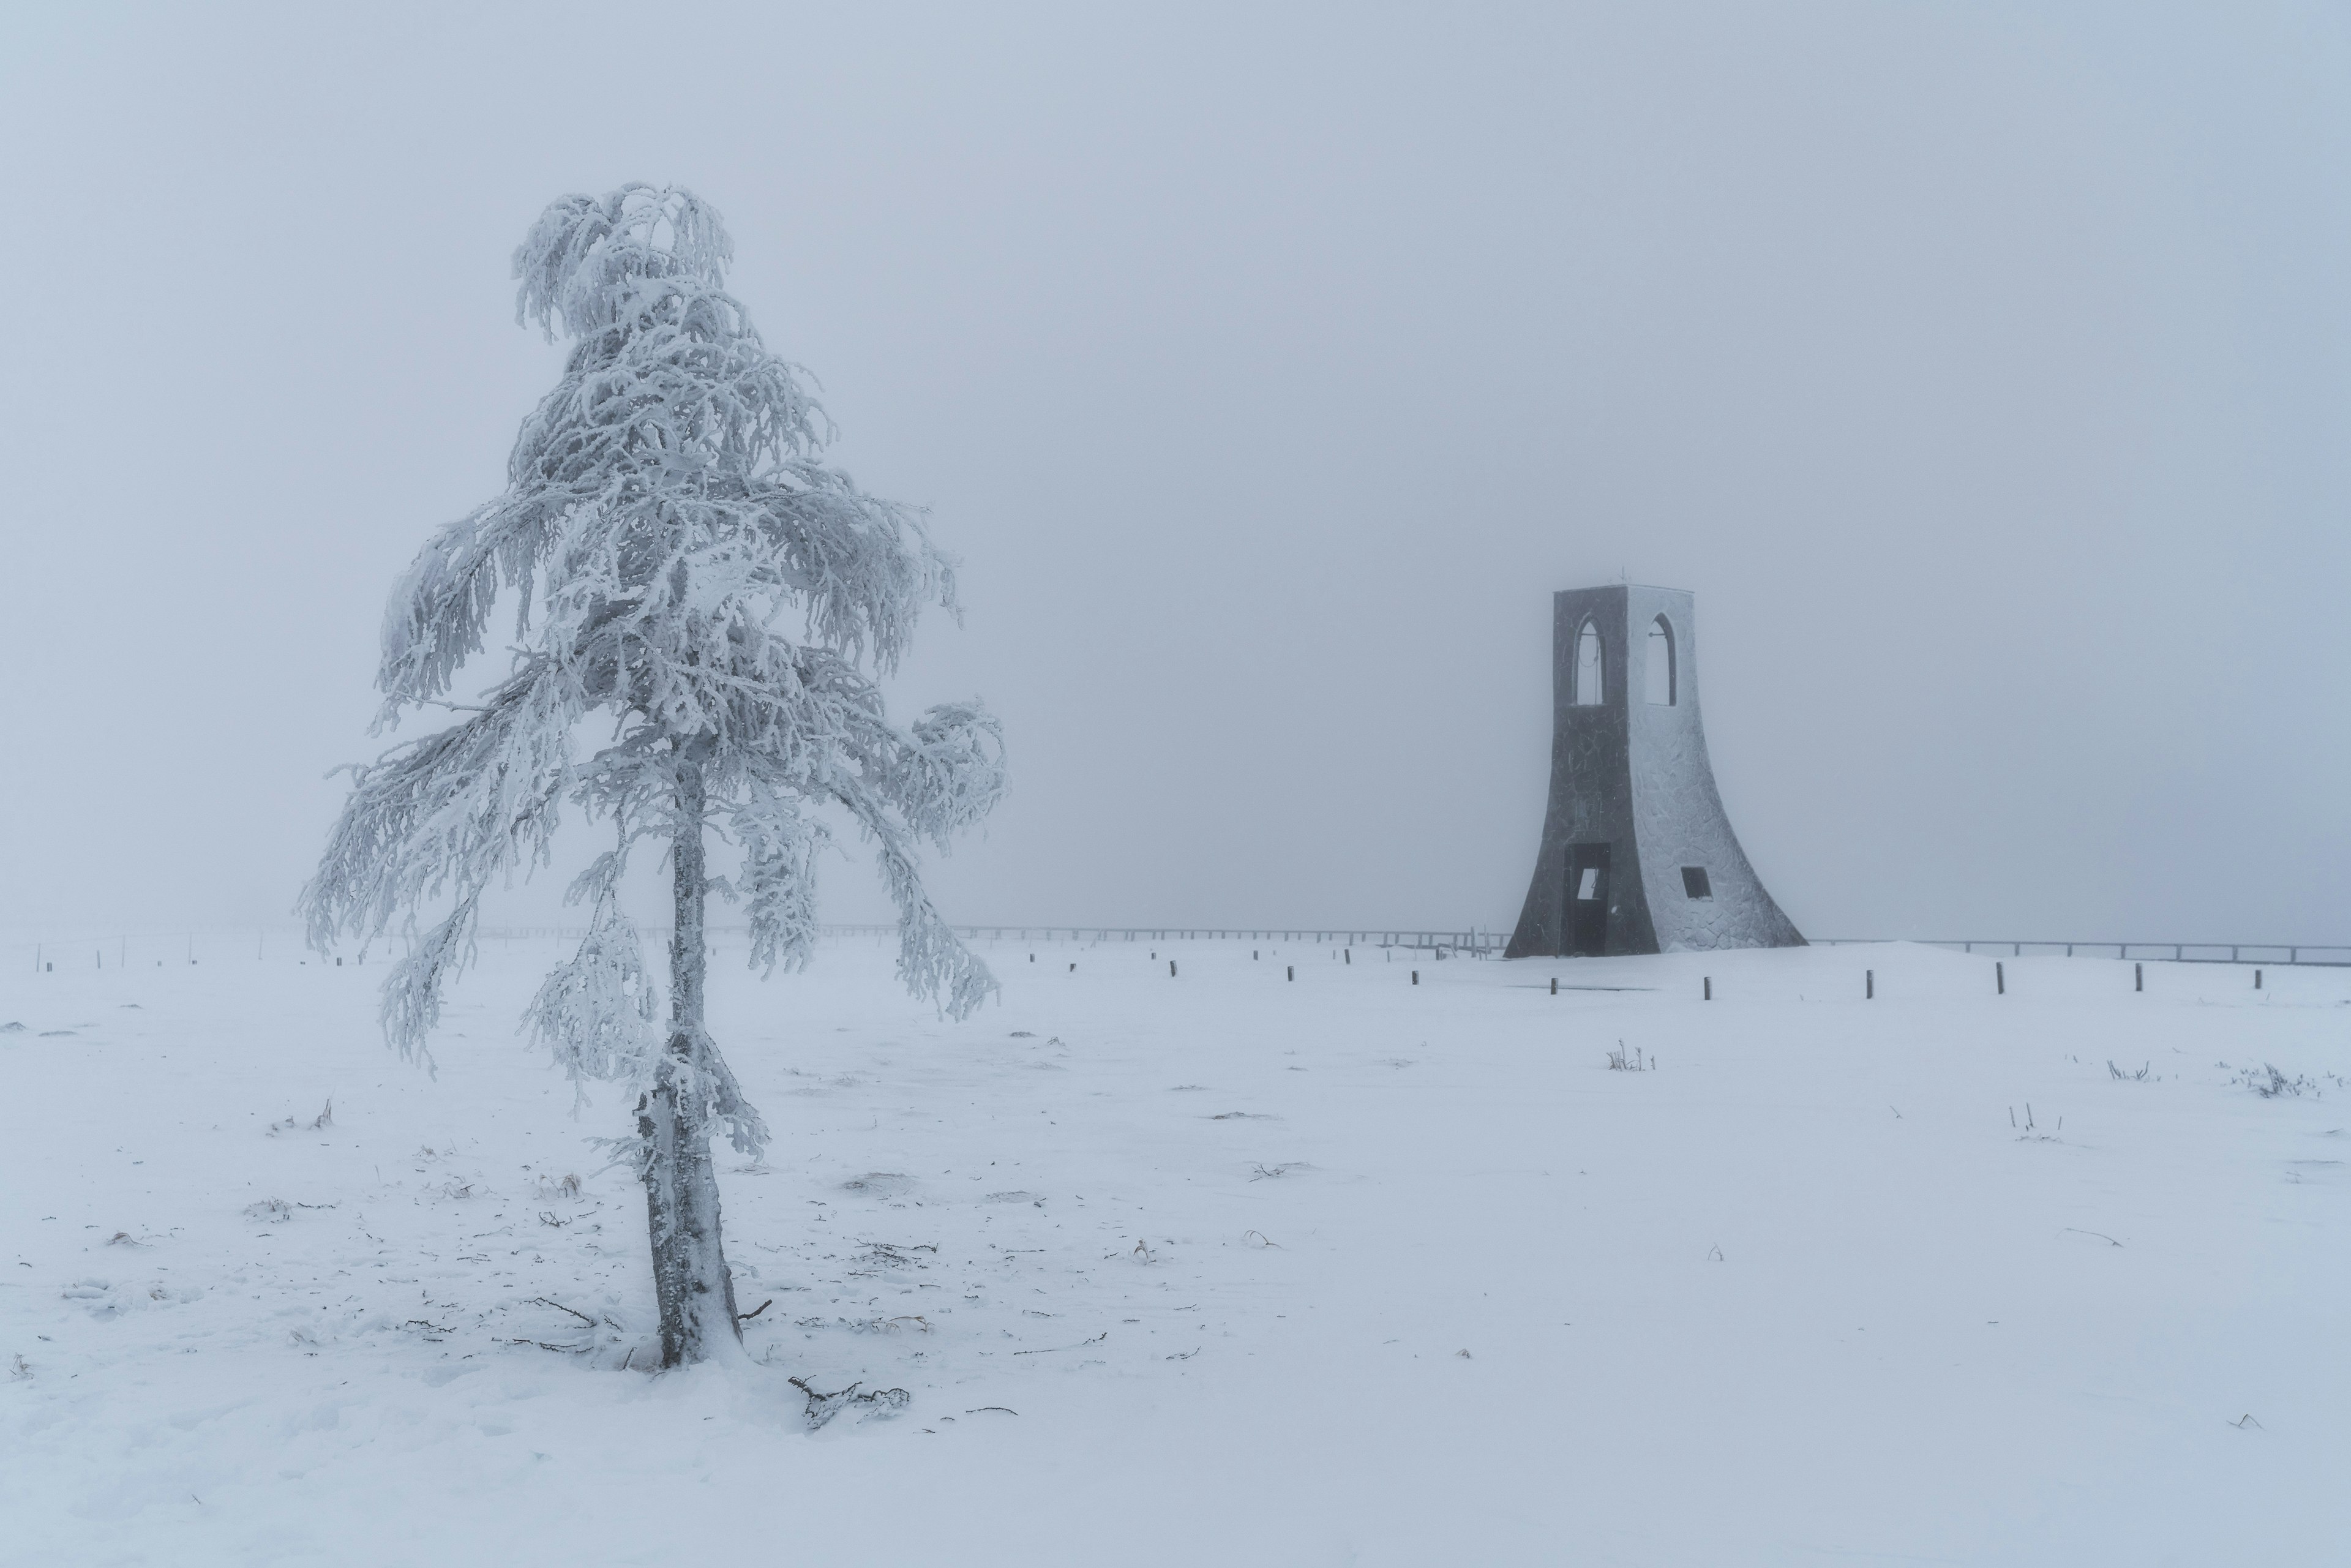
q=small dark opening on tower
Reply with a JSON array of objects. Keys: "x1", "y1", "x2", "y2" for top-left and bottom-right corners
[
  {"x1": 1681, "y1": 866, "x2": 1712, "y2": 899},
  {"x1": 1646, "y1": 616, "x2": 1676, "y2": 705},
  {"x1": 1572, "y1": 618, "x2": 1603, "y2": 706}
]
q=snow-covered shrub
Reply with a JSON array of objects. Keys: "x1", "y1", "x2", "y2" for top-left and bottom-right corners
[{"x1": 2231, "y1": 1062, "x2": 2321, "y2": 1099}]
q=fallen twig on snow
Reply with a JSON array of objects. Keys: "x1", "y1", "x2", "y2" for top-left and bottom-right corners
[
  {"x1": 790, "y1": 1376, "x2": 911, "y2": 1431},
  {"x1": 1013, "y1": 1331, "x2": 1108, "y2": 1356},
  {"x1": 531, "y1": 1296, "x2": 598, "y2": 1327}
]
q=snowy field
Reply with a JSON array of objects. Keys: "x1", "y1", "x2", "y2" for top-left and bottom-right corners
[{"x1": 4, "y1": 934, "x2": 2347, "y2": 1566}]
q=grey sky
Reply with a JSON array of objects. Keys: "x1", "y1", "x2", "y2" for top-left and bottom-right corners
[{"x1": 3, "y1": 1, "x2": 2344, "y2": 943}]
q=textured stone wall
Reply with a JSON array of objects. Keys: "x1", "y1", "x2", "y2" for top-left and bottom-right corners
[{"x1": 1505, "y1": 586, "x2": 1803, "y2": 958}]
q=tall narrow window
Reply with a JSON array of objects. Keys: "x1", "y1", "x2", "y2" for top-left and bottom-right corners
[
  {"x1": 1572, "y1": 619, "x2": 1603, "y2": 705},
  {"x1": 1646, "y1": 615, "x2": 1676, "y2": 705}
]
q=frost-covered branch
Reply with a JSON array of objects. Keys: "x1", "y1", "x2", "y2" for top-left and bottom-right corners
[
  {"x1": 832, "y1": 777, "x2": 996, "y2": 1019},
  {"x1": 522, "y1": 902, "x2": 662, "y2": 1105},
  {"x1": 729, "y1": 787, "x2": 830, "y2": 977},
  {"x1": 305, "y1": 666, "x2": 576, "y2": 928}
]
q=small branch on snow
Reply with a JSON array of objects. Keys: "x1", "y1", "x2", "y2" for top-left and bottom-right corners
[
  {"x1": 737, "y1": 1298, "x2": 773, "y2": 1322},
  {"x1": 531, "y1": 1296, "x2": 599, "y2": 1327},
  {"x1": 1013, "y1": 1331, "x2": 1108, "y2": 1356},
  {"x1": 789, "y1": 1376, "x2": 910, "y2": 1431}
]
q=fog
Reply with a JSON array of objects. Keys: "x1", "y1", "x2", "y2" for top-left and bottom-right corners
[{"x1": 4, "y1": 1, "x2": 2345, "y2": 945}]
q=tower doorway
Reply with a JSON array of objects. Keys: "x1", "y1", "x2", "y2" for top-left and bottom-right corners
[{"x1": 1563, "y1": 844, "x2": 1610, "y2": 956}]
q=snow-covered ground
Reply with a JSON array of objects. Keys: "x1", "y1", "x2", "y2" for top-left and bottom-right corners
[{"x1": 4, "y1": 935, "x2": 2346, "y2": 1566}]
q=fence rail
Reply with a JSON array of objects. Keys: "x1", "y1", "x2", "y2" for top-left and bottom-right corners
[
  {"x1": 1815, "y1": 939, "x2": 2351, "y2": 967},
  {"x1": 460, "y1": 923, "x2": 1506, "y2": 953},
  {"x1": 478, "y1": 928, "x2": 2348, "y2": 964},
  {"x1": 816, "y1": 924, "x2": 1507, "y2": 953},
  {"x1": 17, "y1": 928, "x2": 2340, "y2": 969}
]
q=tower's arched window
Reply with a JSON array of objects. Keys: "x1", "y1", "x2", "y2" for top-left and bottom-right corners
[
  {"x1": 1572, "y1": 619, "x2": 1603, "y2": 706},
  {"x1": 1646, "y1": 615, "x2": 1676, "y2": 706}
]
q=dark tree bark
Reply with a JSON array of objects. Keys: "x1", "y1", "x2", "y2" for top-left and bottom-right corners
[{"x1": 639, "y1": 756, "x2": 743, "y2": 1365}]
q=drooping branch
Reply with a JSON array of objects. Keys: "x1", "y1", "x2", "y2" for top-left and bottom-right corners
[
  {"x1": 375, "y1": 497, "x2": 572, "y2": 720},
  {"x1": 522, "y1": 900, "x2": 663, "y2": 1106},
  {"x1": 378, "y1": 895, "x2": 479, "y2": 1067},
  {"x1": 729, "y1": 786, "x2": 830, "y2": 978},
  {"x1": 872, "y1": 700, "x2": 1007, "y2": 849},
  {"x1": 303, "y1": 662, "x2": 580, "y2": 955},
  {"x1": 832, "y1": 777, "x2": 996, "y2": 1020}
]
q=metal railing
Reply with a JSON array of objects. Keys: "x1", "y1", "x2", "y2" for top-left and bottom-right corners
[
  {"x1": 471, "y1": 923, "x2": 1504, "y2": 954},
  {"x1": 15, "y1": 926, "x2": 2341, "y2": 968},
  {"x1": 453, "y1": 923, "x2": 1505, "y2": 955},
  {"x1": 469, "y1": 926, "x2": 2342, "y2": 966},
  {"x1": 1814, "y1": 939, "x2": 2351, "y2": 967},
  {"x1": 816, "y1": 924, "x2": 1508, "y2": 955}
]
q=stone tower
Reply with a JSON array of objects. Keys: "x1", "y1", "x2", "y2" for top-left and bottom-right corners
[{"x1": 1505, "y1": 585, "x2": 1803, "y2": 958}]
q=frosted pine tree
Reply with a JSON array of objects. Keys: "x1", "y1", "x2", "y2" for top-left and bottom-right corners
[{"x1": 302, "y1": 185, "x2": 1003, "y2": 1367}]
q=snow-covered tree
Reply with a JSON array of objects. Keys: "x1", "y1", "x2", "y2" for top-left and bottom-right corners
[{"x1": 301, "y1": 184, "x2": 1004, "y2": 1367}]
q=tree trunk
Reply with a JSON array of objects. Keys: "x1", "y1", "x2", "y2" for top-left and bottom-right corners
[{"x1": 639, "y1": 756, "x2": 742, "y2": 1366}]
